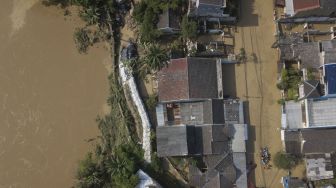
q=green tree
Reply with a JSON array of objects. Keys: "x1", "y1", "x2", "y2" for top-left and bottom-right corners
[
  {"x1": 138, "y1": 43, "x2": 169, "y2": 76},
  {"x1": 79, "y1": 6, "x2": 101, "y2": 25},
  {"x1": 139, "y1": 10, "x2": 161, "y2": 43},
  {"x1": 307, "y1": 67, "x2": 315, "y2": 80},
  {"x1": 76, "y1": 153, "x2": 104, "y2": 188},
  {"x1": 273, "y1": 152, "x2": 300, "y2": 170},
  {"x1": 237, "y1": 48, "x2": 247, "y2": 63},
  {"x1": 145, "y1": 94, "x2": 158, "y2": 111},
  {"x1": 181, "y1": 15, "x2": 197, "y2": 40}
]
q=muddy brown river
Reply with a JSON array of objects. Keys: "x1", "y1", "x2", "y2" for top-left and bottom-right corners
[{"x1": 0, "y1": 1, "x2": 111, "y2": 187}]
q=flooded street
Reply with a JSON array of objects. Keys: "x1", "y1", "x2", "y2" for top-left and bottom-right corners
[{"x1": 0, "y1": 1, "x2": 110, "y2": 187}]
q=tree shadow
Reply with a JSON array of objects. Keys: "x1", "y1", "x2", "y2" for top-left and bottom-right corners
[{"x1": 222, "y1": 64, "x2": 237, "y2": 98}]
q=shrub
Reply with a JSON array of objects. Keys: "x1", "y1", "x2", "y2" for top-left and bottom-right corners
[
  {"x1": 146, "y1": 94, "x2": 158, "y2": 111},
  {"x1": 287, "y1": 88, "x2": 298, "y2": 100},
  {"x1": 277, "y1": 99, "x2": 285, "y2": 105},
  {"x1": 181, "y1": 15, "x2": 198, "y2": 40},
  {"x1": 237, "y1": 48, "x2": 247, "y2": 63},
  {"x1": 73, "y1": 27, "x2": 92, "y2": 53},
  {"x1": 307, "y1": 67, "x2": 315, "y2": 80}
]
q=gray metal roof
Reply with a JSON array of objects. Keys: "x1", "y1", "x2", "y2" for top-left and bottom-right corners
[
  {"x1": 306, "y1": 97, "x2": 336, "y2": 127},
  {"x1": 233, "y1": 152, "x2": 248, "y2": 188},
  {"x1": 283, "y1": 130, "x2": 302, "y2": 154},
  {"x1": 285, "y1": 101, "x2": 303, "y2": 129},
  {"x1": 230, "y1": 124, "x2": 248, "y2": 153},
  {"x1": 223, "y1": 99, "x2": 244, "y2": 124},
  {"x1": 187, "y1": 124, "x2": 248, "y2": 188},
  {"x1": 299, "y1": 80, "x2": 321, "y2": 100},
  {"x1": 301, "y1": 128, "x2": 336, "y2": 154},
  {"x1": 156, "y1": 125, "x2": 189, "y2": 157},
  {"x1": 156, "y1": 124, "x2": 231, "y2": 156},
  {"x1": 320, "y1": 40, "x2": 336, "y2": 66}
]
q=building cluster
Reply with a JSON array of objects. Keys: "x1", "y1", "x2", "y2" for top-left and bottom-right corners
[
  {"x1": 276, "y1": 0, "x2": 336, "y2": 187},
  {"x1": 155, "y1": 57, "x2": 248, "y2": 188},
  {"x1": 157, "y1": 0, "x2": 237, "y2": 61},
  {"x1": 157, "y1": 0, "x2": 236, "y2": 35}
]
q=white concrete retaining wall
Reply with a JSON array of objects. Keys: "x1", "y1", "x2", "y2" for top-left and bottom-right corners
[{"x1": 119, "y1": 59, "x2": 152, "y2": 163}]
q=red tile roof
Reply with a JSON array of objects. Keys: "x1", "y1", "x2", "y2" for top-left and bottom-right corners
[
  {"x1": 158, "y1": 58, "x2": 219, "y2": 102},
  {"x1": 158, "y1": 58, "x2": 189, "y2": 102},
  {"x1": 293, "y1": 0, "x2": 320, "y2": 13}
]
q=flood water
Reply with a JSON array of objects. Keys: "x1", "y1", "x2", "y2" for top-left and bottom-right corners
[{"x1": 0, "y1": 1, "x2": 111, "y2": 187}]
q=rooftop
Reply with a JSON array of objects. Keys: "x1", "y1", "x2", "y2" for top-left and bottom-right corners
[
  {"x1": 190, "y1": 152, "x2": 245, "y2": 188},
  {"x1": 293, "y1": 0, "x2": 336, "y2": 18},
  {"x1": 156, "y1": 124, "x2": 231, "y2": 157},
  {"x1": 189, "y1": 0, "x2": 229, "y2": 18},
  {"x1": 285, "y1": 0, "x2": 336, "y2": 17},
  {"x1": 320, "y1": 40, "x2": 336, "y2": 66},
  {"x1": 156, "y1": 99, "x2": 225, "y2": 126},
  {"x1": 299, "y1": 80, "x2": 321, "y2": 100},
  {"x1": 223, "y1": 99, "x2": 244, "y2": 124},
  {"x1": 230, "y1": 124, "x2": 248, "y2": 152},
  {"x1": 301, "y1": 128, "x2": 336, "y2": 154},
  {"x1": 158, "y1": 58, "x2": 221, "y2": 102},
  {"x1": 232, "y1": 152, "x2": 247, "y2": 188},
  {"x1": 156, "y1": 125, "x2": 190, "y2": 157},
  {"x1": 285, "y1": 101, "x2": 303, "y2": 129},
  {"x1": 283, "y1": 128, "x2": 336, "y2": 154},
  {"x1": 282, "y1": 130, "x2": 301, "y2": 154},
  {"x1": 279, "y1": 41, "x2": 320, "y2": 69},
  {"x1": 306, "y1": 97, "x2": 336, "y2": 127},
  {"x1": 306, "y1": 153, "x2": 334, "y2": 181},
  {"x1": 136, "y1": 170, "x2": 162, "y2": 188}
]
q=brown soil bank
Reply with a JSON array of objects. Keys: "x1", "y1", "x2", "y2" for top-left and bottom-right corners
[{"x1": 0, "y1": 1, "x2": 110, "y2": 187}]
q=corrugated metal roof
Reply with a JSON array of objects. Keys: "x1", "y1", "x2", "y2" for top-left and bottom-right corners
[
  {"x1": 301, "y1": 128, "x2": 336, "y2": 154},
  {"x1": 156, "y1": 125, "x2": 189, "y2": 157},
  {"x1": 285, "y1": 101, "x2": 303, "y2": 129},
  {"x1": 307, "y1": 97, "x2": 336, "y2": 127}
]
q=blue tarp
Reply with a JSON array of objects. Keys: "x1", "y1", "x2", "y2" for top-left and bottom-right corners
[
  {"x1": 282, "y1": 176, "x2": 289, "y2": 188},
  {"x1": 325, "y1": 64, "x2": 336, "y2": 94}
]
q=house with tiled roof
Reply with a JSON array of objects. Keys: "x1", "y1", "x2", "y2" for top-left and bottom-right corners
[
  {"x1": 158, "y1": 57, "x2": 223, "y2": 102},
  {"x1": 155, "y1": 57, "x2": 248, "y2": 188},
  {"x1": 284, "y1": 0, "x2": 336, "y2": 18},
  {"x1": 281, "y1": 129, "x2": 336, "y2": 181}
]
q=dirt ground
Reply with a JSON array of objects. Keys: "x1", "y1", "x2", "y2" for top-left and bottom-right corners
[
  {"x1": 229, "y1": 0, "x2": 305, "y2": 187},
  {"x1": 0, "y1": 1, "x2": 110, "y2": 187}
]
